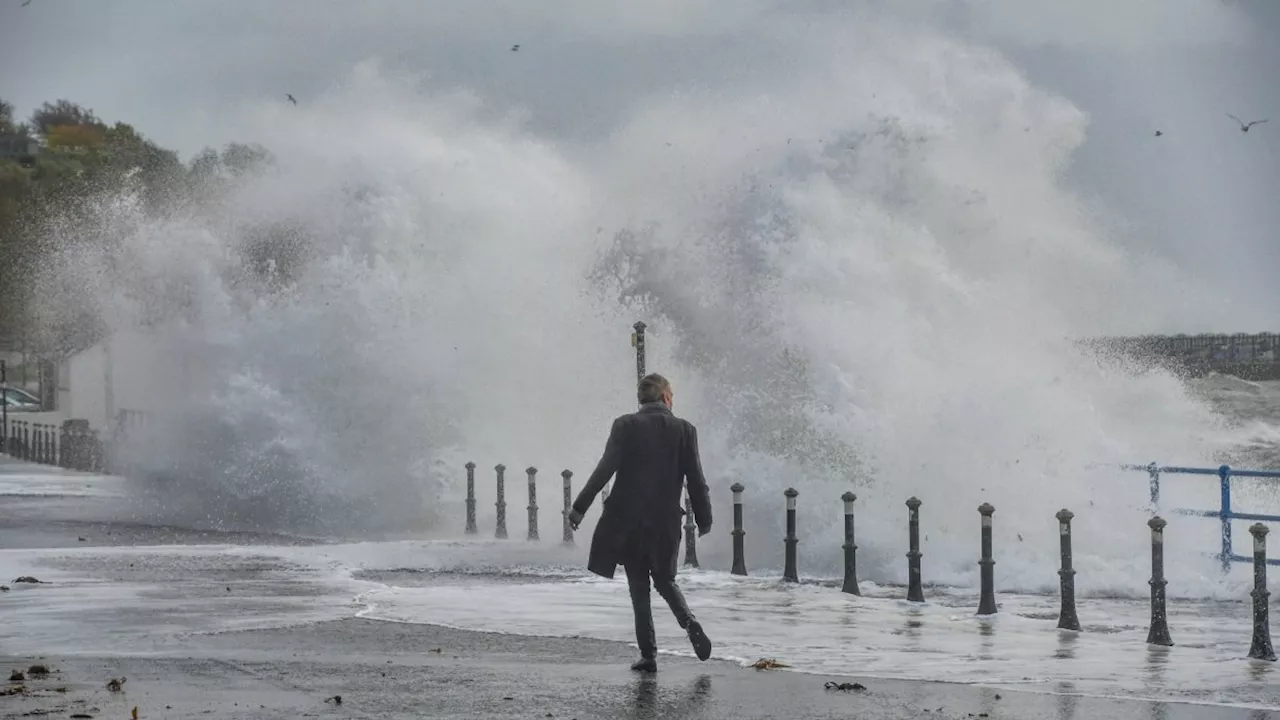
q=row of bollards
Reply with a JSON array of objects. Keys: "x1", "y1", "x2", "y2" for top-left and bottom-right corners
[
  {"x1": 458, "y1": 464, "x2": 1280, "y2": 660},
  {"x1": 462, "y1": 462, "x2": 706, "y2": 562},
  {"x1": 463, "y1": 462, "x2": 580, "y2": 546}
]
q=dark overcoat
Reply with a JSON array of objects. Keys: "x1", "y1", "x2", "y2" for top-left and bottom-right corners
[{"x1": 571, "y1": 402, "x2": 712, "y2": 580}]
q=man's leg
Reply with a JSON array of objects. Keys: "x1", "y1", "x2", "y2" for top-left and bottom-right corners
[
  {"x1": 652, "y1": 570, "x2": 713, "y2": 662},
  {"x1": 650, "y1": 573, "x2": 694, "y2": 629},
  {"x1": 624, "y1": 562, "x2": 657, "y2": 670}
]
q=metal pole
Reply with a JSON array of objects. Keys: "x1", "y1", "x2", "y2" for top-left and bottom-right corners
[
  {"x1": 1219, "y1": 465, "x2": 1233, "y2": 574},
  {"x1": 783, "y1": 488, "x2": 799, "y2": 583},
  {"x1": 495, "y1": 464, "x2": 508, "y2": 540},
  {"x1": 526, "y1": 466, "x2": 539, "y2": 541},
  {"x1": 1146, "y1": 516, "x2": 1173, "y2": 646},
  {"x1": 841, "y1": 491, "x2": 860, "y2": 596},
  {"x1": 561, "y1": 470, "x2": 574, "y2": 544},
  {"x1": 1, "y1": 359, "x2": 7, "y2": 456},
  {"x1": 1056, "y1": 509, "x2": 1080, "y2": 631},
  {"x1": 1249, "y1": 523, "x2": 1275, "y2": 661},
  {"x1": 1147, "y1": 462, "x2": 1160, "y2": 510},
  {"x1": 977, "y1": 503, "x2": 997, "y2": 616},
  {"x1": 730, "y1": 482, "x2": 747, "y2": 576},
  {"x1": 464, "y1": 462, "x2": 478, "y2": 534},
  {"x1": 632, "y1": 321, "x2": 647, "y2": 383},
  {"x1": 906, "y1": 497, "x2": 924, "y2": 602},
  {"x1": 683, "y1": 494, "x2": 699, "y2": 567}
]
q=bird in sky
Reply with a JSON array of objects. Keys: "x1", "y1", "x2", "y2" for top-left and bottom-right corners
[
  {"x1": 21, "y1": 0, "x2": 33, "y2": 7},
  {"x1": 286, "y1": 94, "x2": 297, "y2": 106},
  {"x1": 511, "y1": 44, "x2": 520, "y2": 52},
  {"x1": 1227, "y1": 114, "x2": 1268, "y2": 132}
]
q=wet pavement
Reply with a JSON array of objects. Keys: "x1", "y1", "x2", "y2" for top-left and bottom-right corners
[{"x1": 4, "y1": 619, "x2": 1280, "y2": 719}]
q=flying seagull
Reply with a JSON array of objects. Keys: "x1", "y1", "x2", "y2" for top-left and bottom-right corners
[
  {"x1": 21, "y1": 0, "x2": 32, "y2": 6},
  {"x1": 1227, "y1": 114, "x2": 1267, "y2": 132},
  {"x1": 286, "y1": 94, "x2": 297, "y2": 106},
  {"x1": 1154, "y1": 130, "x2": 1163, "y2": 137},
  {"x1": 511, "y1": 44, "x2": 520, "y2": 51}
]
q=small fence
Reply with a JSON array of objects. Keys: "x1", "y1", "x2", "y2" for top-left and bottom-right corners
[
  {"x1": 1123, "y1": 463, "x2": 1280, "y2": 572},
  {"x1": 2, "y1": 417, "x2": 105, "y2": 472},
  {"x1": 460, "y1": 464, "x2": 1279, "y2": 660},
  {"x1": 2, "y1": 408, "x2": 150, "y2": 474}
]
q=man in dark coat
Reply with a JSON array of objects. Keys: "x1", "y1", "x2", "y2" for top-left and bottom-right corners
[{"x1": 568, "y1": 373, "x2": 713, "y2": 672}]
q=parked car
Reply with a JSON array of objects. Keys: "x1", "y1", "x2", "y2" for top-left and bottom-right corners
[{"x1": 1, "y1": 387, "x2": 42, "y2": 411}]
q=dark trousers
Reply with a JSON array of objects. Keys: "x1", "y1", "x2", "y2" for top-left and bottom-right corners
[{"x1": 624, "y1": 553, "x2": 695, "y2": 660}]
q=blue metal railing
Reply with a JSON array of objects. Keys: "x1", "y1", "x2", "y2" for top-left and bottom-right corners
[{"x1": 1122, "y1": 463, "x2": 1280, "y2": 572}]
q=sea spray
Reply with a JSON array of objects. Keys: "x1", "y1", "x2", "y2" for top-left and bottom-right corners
[{"x1": 19, "y1": 5, "x2": 1272, "y2": 594}]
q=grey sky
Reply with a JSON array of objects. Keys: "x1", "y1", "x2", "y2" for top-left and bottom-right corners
[{"x1": 1, "y1": 0, "x2": 1278, "y2": 330}]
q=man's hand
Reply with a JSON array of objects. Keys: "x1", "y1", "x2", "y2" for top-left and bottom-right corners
[
  {"x1": 698, "y1": 524, "x2": 712, "y2": 537},
  {"x1": 568, "y1": 508, "x2": 584, "y2": 531}
]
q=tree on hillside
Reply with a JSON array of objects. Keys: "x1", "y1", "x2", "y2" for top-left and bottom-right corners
[
  {"x1": 0, "y1": 96, "x2": 289, "y2": 337},
  {"x1": 221, "y1": 142, "x2": 273, "y2": 176},
  {"x1": 0, "y1": 98, "x2": 13, "y2": 133},
  {"x1": 45, "y1": 123, "x2": 105, "y2": 151},
  {"x1": 0, "y1": 98, "x2": 32, "y2": 140},
  {"x1": 29, "y1": 99, "x2": 101, "y2": 137}
]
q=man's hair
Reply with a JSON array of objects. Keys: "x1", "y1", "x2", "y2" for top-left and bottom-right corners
[{"x1": 637, "y1": 373, "x2": 671, "y2": 404}]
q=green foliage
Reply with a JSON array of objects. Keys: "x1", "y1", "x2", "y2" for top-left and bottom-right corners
[
  {"x1": 0, "y1": 98, "x2": 14, "y2": 133},
  {"x1": 28, "y1": 99, "x2": 102, "y2": 138},
  {"x1": 0, "y1": 95, "x2": 277, "y2": 341}
]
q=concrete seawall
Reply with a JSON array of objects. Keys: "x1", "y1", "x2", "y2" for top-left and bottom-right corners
[{"x1": 1087, "y1": 333, "x2": 1280, "y2": 380}]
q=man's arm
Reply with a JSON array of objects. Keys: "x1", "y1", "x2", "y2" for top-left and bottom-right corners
[
  {"x1": 571, "y1": 416, "x2": 626, "y2": 519},
  {"x1": 682, "y1": 422, "x2": 712, "y2": 533}
]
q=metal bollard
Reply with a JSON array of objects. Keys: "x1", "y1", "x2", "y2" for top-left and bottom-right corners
[
  {"x1": 561, "y1": 470, "x2": 574, "y2": 544},
  {"x1": 1248, "y1": 523, "x2": 1275, "y2": 661},
  {"x1": 906, "y1": 497, "x2": 924, "y2": 602},
  {"x1": 1146, "y1": 462, "x2": 1160, "y2": 509},
  {"x1": 495, "y1": 464, "x2": 508, "y2": 539},
  {"x1": 1219, "y1": 465, "x2": 1233, "y2": 575},
  {"x1": 977, "y1": 503, "x2": 997, "y2": 616},
  {"x1": 783, "y1": 488, "x2": 799, "y2": 582},
  {"x1": 632, "y1": 320, "x2": 647, "y2": 383},
  {"x1": 684, "y1": 494, "x2": 699, "y2": 568},
  {"x1": 730, "y1": 482, "x2": 747, "y2": 576},
  {"x1": 1056, "y1": 509, "x2": 1080, "y2": 631},
  {"x1": 1146, "y1": 516, "x2": 1173, "y2": 646},
  {"x1": 842, "y1": 491, "x2": 860, "y2": 596},
  {"x1": 526, "y1": 467, "x2": 539, "y2": 541},
  {"x1": 464, "y1": 462, "x2": 478, "y2": 534},
  {"x1": 58, "y1": 426, "x2": 70, "y2": 468}
]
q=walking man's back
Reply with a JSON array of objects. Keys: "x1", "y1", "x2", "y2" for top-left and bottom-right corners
[{"x1": 567, "y1": 373, "x2": 713, "y2": 672}]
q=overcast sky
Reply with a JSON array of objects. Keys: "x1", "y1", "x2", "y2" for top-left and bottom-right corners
[{"x1": 1, "y1": 0, "x2": 1278, "y2": 330}]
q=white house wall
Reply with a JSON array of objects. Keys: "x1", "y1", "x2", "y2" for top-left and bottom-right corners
[
  {"x1": 59, "y1": 329, "x2": 179, "y2": 432},
  {"x1": 66, "y1": 344, "x2": 108, "y2": 430}
]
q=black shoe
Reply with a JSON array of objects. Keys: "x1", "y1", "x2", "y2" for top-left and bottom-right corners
[
  {"x1": 631, "y1": 657, "x2": 657, "y2": 673},
  {"x1": 687, "y1": 620, "x2": 712, "y2": 661}
]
